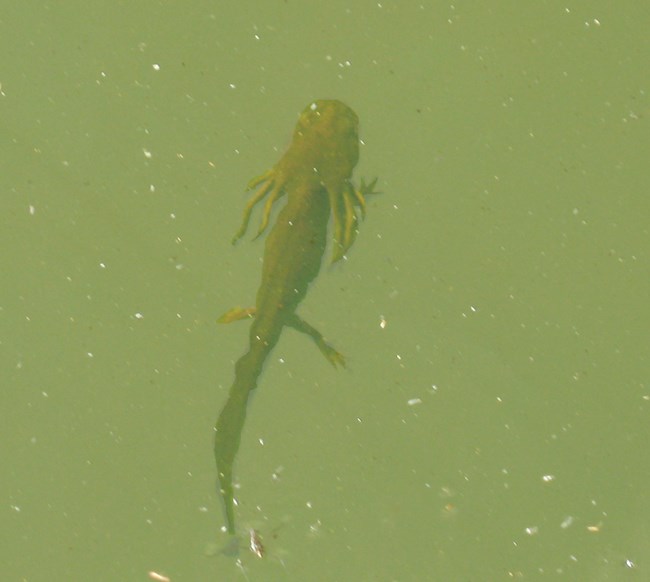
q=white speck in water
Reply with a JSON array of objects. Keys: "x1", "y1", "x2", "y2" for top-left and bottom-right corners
[
  {"x1": 272, "y1": 466, "x2": 284, "y2": 481},
  {"x1": 309, "y1": 519, "x2": 322, "y2": 536},
  {"x1": 249, "y1": 529, "x2": 264, "y2": 558},
  {"x1": 560, "y1": 516, "x2": 574, "y2": 529}
]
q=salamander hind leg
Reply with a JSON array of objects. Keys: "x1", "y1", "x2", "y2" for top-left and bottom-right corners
[
  {"x1": 217, "y1": 307, "x2": 256, "y2": 324},
  {"x1": 286, "y1": 313, "x2": 346, "y2": 368}
]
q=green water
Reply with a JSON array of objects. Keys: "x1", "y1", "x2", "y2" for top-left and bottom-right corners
[{"x1": 2, "y1": 1, "x2": 649, "y2": 580}]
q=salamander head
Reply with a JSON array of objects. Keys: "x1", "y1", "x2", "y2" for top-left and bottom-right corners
[{"x1": 293, "y1": 99, "x2": 360, "y2": 184}]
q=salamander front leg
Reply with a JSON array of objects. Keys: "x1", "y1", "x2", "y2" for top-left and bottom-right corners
[{"x1": 328, "y1": 177, "x2": 380, "y2": 263}]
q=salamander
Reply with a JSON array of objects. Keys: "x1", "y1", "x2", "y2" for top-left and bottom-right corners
[{"x1": 214, "y1": 99, "x2": 377, "y2": 534}]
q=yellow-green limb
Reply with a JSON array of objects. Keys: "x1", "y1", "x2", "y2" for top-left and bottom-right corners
[
  {"x1": 285, "y1": 313, "x2": 346, "y2": 368},
  {"x1": 329, "y1": 177, "x2": 380, "y2": 263},
  {"x1": 231, "y1": 170, "x2": 287, "y2": 245},
  {"x1": 330, "y1": 176, "x2": 379, "y2": 262},
  {"x1": 219, "y1": 306, "x2": 345, "y2": 368},
  {"x1": 217, "y1": 307, "x2": 256, "y2": 324}
]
